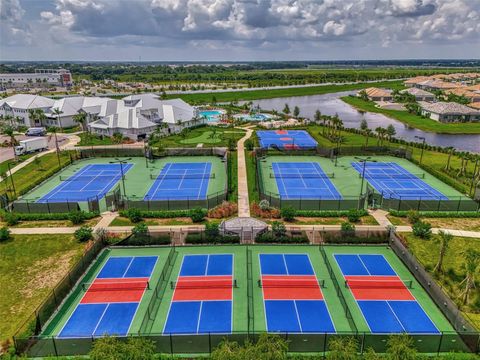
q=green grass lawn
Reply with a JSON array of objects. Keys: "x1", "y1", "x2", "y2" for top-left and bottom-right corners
[
  {"x1": 0, "y1": 152, "x2": 73, "y2": 201},
  {"x1": 0, "y1": 234, "x2": 85, "y2": 343},
  {"x1": 0, "y1": 153, "x2": 35, "y2": 175},
  {"x1": 341, "y1": 96, "x2": 480, "y2": 134},
  {"x1": 228, "y1": 150, "x2": 238, "y2": 202},
  {"x1": 245, "y1": 149, "x2": 259, "y2": 204},
  {"x1": 77, "y1": 133, "x2": 116, "y2": 146},
  {"x1": 401, "y1": 233, "x2": 480, "y2": 329},
  {"x1": 171, "y1": 80, "x2": 404, "y2": 104},
  {"x1": 152, "y1": 126, "x2": 246, "y2": 148}
]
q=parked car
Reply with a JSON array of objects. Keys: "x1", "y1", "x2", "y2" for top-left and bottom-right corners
[{"x1": 25, "y1": 127, "x2": 46, "y2": 136}]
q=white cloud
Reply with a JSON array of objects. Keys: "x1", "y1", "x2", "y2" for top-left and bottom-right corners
[{"x1": 1, "y1": 0, "x2": 479, "y2": 60}]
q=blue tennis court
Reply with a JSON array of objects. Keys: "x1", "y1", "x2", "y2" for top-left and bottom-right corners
[
  {"x1": 38, "y1": 164, "x2": 132, "y2": 203},
  {"x1": 145, "y1": 162, "x2": 212, "y2": 200},
  {"x1": 163, "y1": 254, "x2": 234, "y2": 334},
  {"x1": 352, "y1": 162, "x2": 447, "y2": 200},
  {"x1": 334, "y1": 254, "x2": 439, "y2": 334},
  {"x1": 257, "y1": 130, "x2": 318, "y2": 149},
  {"x1": 259, "y1": 254, "x2": 335, "y2": 333},
  {"x1": 272, "y1": 162, "x2": 342, "y2": 200},
  {"x1": 58, "y1": 256, "x2": 157, "y2": 338}
]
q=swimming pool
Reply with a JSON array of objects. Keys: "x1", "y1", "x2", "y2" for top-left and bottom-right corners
[
  {"x1": 234, "y1": 113, "x2": 273, "y2": 122},
  {"x1": 199, "y1": 110, "x2": 224, "y2": 123}
]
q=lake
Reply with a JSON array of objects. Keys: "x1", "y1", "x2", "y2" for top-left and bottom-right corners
[{"x1": 246, "y1": 91, "x2": 480, "y2": 153}]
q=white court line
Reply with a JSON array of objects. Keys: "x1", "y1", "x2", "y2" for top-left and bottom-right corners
[
  {"x1": 121, "y1": 257, "x2": 135, "y2": 278},
  {"x1": 386, "y1": 301, "x2": 406, "y2": 332},
  {"x1": 356, "y1": 255, "x2": 372, "y2": 275},
  {"x1": 91, "y1": 303, "x2": 110, "y2": 337},
  {"x1": 293, "y1": 300, "x2": 303, "y2": 333}
]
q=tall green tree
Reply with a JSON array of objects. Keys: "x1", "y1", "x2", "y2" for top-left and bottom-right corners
[
  {"x1": 434, "y1": 230, "x2": 453, "y2": 274},
  {"x1": 460, "y1": 249, "x2": 479, "y2": 305},
  {"x1": 73, "y1": 112, "x2": 88, "y2": 132},
  {"x1": 314, "y1": 109, "x2": 321, "y2": 124},
  {"x1": 52, "y1": 107, "x2": 64, "y2": 129},
  {"x1": 293, "y1": 105, "x2": 300, "y2": 117},
  {"x1": 1, "y1": 125, "x2": 18, "y2": 160},
  {"x1": 282, "y1": 103, "x2": 290, "y2": 115}
]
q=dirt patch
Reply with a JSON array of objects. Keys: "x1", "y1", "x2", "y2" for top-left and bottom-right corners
[
  {"x1": 426, "y1": 218, "x2": 480, "y2": 231},
  {"x1": 20, "y1": 250, "x2": 78, "y2": 298}
]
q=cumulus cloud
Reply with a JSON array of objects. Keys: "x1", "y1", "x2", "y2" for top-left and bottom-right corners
[
  {"x1": 0, "y1": 0, "x2": 32, "y2": 45},
  {"x1": 1, "y1": 0, "x2": 479, "y2": 60}
]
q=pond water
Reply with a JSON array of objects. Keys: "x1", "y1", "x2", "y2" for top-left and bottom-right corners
[{"x1": 246, "y1": 91, "x2": 480, "y2": 153}]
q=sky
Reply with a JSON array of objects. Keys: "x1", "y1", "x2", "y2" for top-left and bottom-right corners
[{"x1": 1, "y1": 0, "x2": 479, "y2": 61}]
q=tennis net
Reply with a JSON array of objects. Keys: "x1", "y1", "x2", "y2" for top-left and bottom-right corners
[
  {"x1": 359, "y1": 173, "x2": 425, "y2": 179},
  {"x1": 81, "y1": 280, "x2": 150, "y2": 292},
  {"x1": 60, "y1": 175, "x2": 124, "y2": 182},
  {"x1": 258, "y1": 278, "x2": 325, "y2": 288},
  {"x1": 270, "y1": 173, "x2": 335, "y2": 179},
  {"x1": 170, "y1": 279, "x2": 237, "y2": 289},
  {"x1": 150, "y1": 173, "x2": 215, "y2": 180},
  {"x1": 345, "y1": 279, "x2": 413, "y2": 289}
]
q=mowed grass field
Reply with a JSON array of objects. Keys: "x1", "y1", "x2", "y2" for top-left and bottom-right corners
[
  {"x1": 401, "y1": 234, "x2": 480, "y2": 330},
  {"x1": 151, "y1": 126, "x2": 246, "y2": 148},
  {"x1": 0, "y1": 234, "x2": 85, "y2": 343}
]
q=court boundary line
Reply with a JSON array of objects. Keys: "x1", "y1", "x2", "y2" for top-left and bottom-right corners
[
  {"x1": 333, "y1": 253, "x2": 440, "y2": 334},
  {"x1": 57, "y1": 255, "x2": 158, "y2": 338},
  {"x1": 258, "y1": 252, "x2": 336, "y2": 334}
]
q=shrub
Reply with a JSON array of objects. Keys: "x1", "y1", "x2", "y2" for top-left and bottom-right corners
[
  {"x1": 3, "y1": 212, "x2": 19, "y2": 226},
  {"x1": 255, "y1": 231, "x2": 308, "y2": 244},
  {"x1": 190, "y1": 207, "x2": 206, "y2": 223},
  {"x1": 68, "y1": 210, "x2": 86, "y2": 225},
  {"x1": 185, "y1": 232, "x2": 239, "y2": 244},
  {"x1": 259, "y1": 199, "x2": 270, "y2": 211},
  {"x1": 125, "y1": 208, "x2": 142, "y2": 223},
  {"x1": 294, "y1": 209, "x2": 369, "y2": 218},
  {"x1": 205, "y1": 222, "x2": 220, "y2": 240},
  {"x1": 244, "y1": 139, "x2": 254, "y2": 151},
  {"x1": 412, "y1": 221, "x2": 432, "y2": 239},
  {"x1": 0, "y1": 227, "x2": 11, "y2": 242},
  {"x1": 119, "y1": 209, "x2": 195, "y2": 219},
  {"x1": 346, "y1": 209, "x2": 361, "y2": 223},
  {"x1": 251, "y1": 202, "x2": 280, "y2": 218},
  {"x1": 281, "y1": 206, "x2": 296, "y2": 221},
  {"x1": 74, "y1": 226, "x2": 93, "y2": 242},
  {"x1": 341, "y1": 221, "x2": 355, "y2": 232},
  {"x1": 271, "y1": 221, "x2": 287, "y2": 238},
  {"x1": 208, "y1": 201, "x2": 237, "y2": 219},
  {"x1": 0, "y1": 210, "x2": 98, "y2": 221},
  {"x1": 389, "y1": 210, "x2": 480, "y2": 219},
  {"x1": 132, "y1": 222, "x2": 148, "y2": 236},
  {"x1": 406, "y1": 210, "x2": 421, "y2": 224}
]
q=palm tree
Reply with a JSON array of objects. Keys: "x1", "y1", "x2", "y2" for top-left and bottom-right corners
[
  {"x1": 375, "y1": 127, "x2": 387, "y2": 146},
  {"x1": 364, "y1": 128, "x2": 373, "y2": 147},
  {"x1": 1, "y1": 125, "x2": 18, "y2": 161},
  {"x1": 434, "y1": 230, "x2": 452, "y2": 274},
  {"x1": 283, "y1": 103, "x2": 290, "y2": 116},
  {"x1": 444, "y1": 147, "x2": 454, "y2": 171},
  {"x1": 457, "y1": 152, "x2": 469, "y2": 177},
  {"x1": 386, "y1": 124, "x2": 396, "y2": 141},
  {"x1": 73, "y1": 112, "x2": 88, "y2": 132},
  {"x1": 459, "y1": 249, "x2": 479, "y2": 305},
  {"x1": 52, "y1": 108, "x2": 64, "y2": 129},
  {"x1": 314, "y1": 110, "x2": 321, "y2": 124}
]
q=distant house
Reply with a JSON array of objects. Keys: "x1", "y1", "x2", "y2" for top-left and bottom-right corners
[
  {"x1": 444, "y1": 88, "x2": 480, "y2": 103},
  {"x1": 361, "y1": 87, "x2": 393, "y2": 101},
  {"x1": 415, "y1": 80, "x2": 461, "y2": 91},
  {"x1": 419, "y1": 101, "x2": 480, "y2": 123},
  {"x1": 0, "y1": 94, "x2": 54, "y2": 127},
  {"x1": 404, "y1": 76, "x2": 431, "y2": 88},
  {"x1": 468, "y1": 102, "x2": 480, "y2": 111},
  {"x1": 399, "y1": 88, "x2": 435, "y2": 102}
]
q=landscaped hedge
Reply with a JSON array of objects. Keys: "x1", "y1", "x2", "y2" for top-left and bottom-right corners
[
  {"x1": 390, "y1": 210, "x2": 480, "y2": 218},
  {"x1": 119, "y1": 209, "x2": 207, "y2": 219},
  {"x1": 294, "y1": 209, "x2": 369, "y2": 218},
  {"x1": 185, "y1": 233, "x2": 240, "y2": 244},
  {"x1": 0, "y1": 210, "x2": 99, "y2": 221},
  {"x1": 255, "y1": 231, "x2": 309, "y2": 244},
  {"x1": 118, "y1": 234, "x2": 171, "y2": 246},
  {"x1": 324, "y1": 234, "x2": 388, "y2": 244}
]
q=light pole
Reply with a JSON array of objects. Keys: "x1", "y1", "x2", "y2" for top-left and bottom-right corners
[
  {"x1": 110, "y1": 158, "x2": 131, "y2": 197},
  {"x1": 355, "y1": 156, "x2": 375, "y2": 209},
  {"x1": 414, "y1": 136, "x2": 426, "y2": 165}
]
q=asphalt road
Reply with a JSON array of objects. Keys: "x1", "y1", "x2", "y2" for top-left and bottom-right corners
[{"x1": 0, "y1": 134, "x2": 67, "y2": 162}]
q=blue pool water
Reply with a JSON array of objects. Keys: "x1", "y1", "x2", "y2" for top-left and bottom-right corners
[
  {"x1": 235, "y1": 113, "x2": 273, "y2": 122},
  {"x1": 200, "y1": 110, "x2": 224, "y2": 123}
]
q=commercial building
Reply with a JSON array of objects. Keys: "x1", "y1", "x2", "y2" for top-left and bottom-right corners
[{"x1": 0, "y1": 69, "x2": 72, "y2": 90}]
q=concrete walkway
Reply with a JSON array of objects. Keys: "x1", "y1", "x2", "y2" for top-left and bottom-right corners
[
  {"x1": 368, "y1": 209, "x2": 392, "y2": 227},
  {"x1": 2, "y1": 133, "x2": 80, "y2": 180},
  {"x1": 236, "y1": 125, "x2": 255, "y2": 217}
]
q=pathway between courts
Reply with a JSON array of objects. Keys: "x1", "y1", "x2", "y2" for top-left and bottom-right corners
[{"x1": 236, "y1": 125, "x2": 255, "y2": 218}]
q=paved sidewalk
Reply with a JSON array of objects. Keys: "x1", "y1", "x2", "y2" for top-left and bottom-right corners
[
  {"x1": 368, "y1": 209, "x2": 392, "y2": 228},
  {"x1": 2, "y1": 133, "x2": 80, "y2": 180},
  {"x1": 236, "y1": 126, "x2": 255, "y2": 218},
  {"x1": 396, "y1": 226, "x2": 480, "y2": 238}
]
